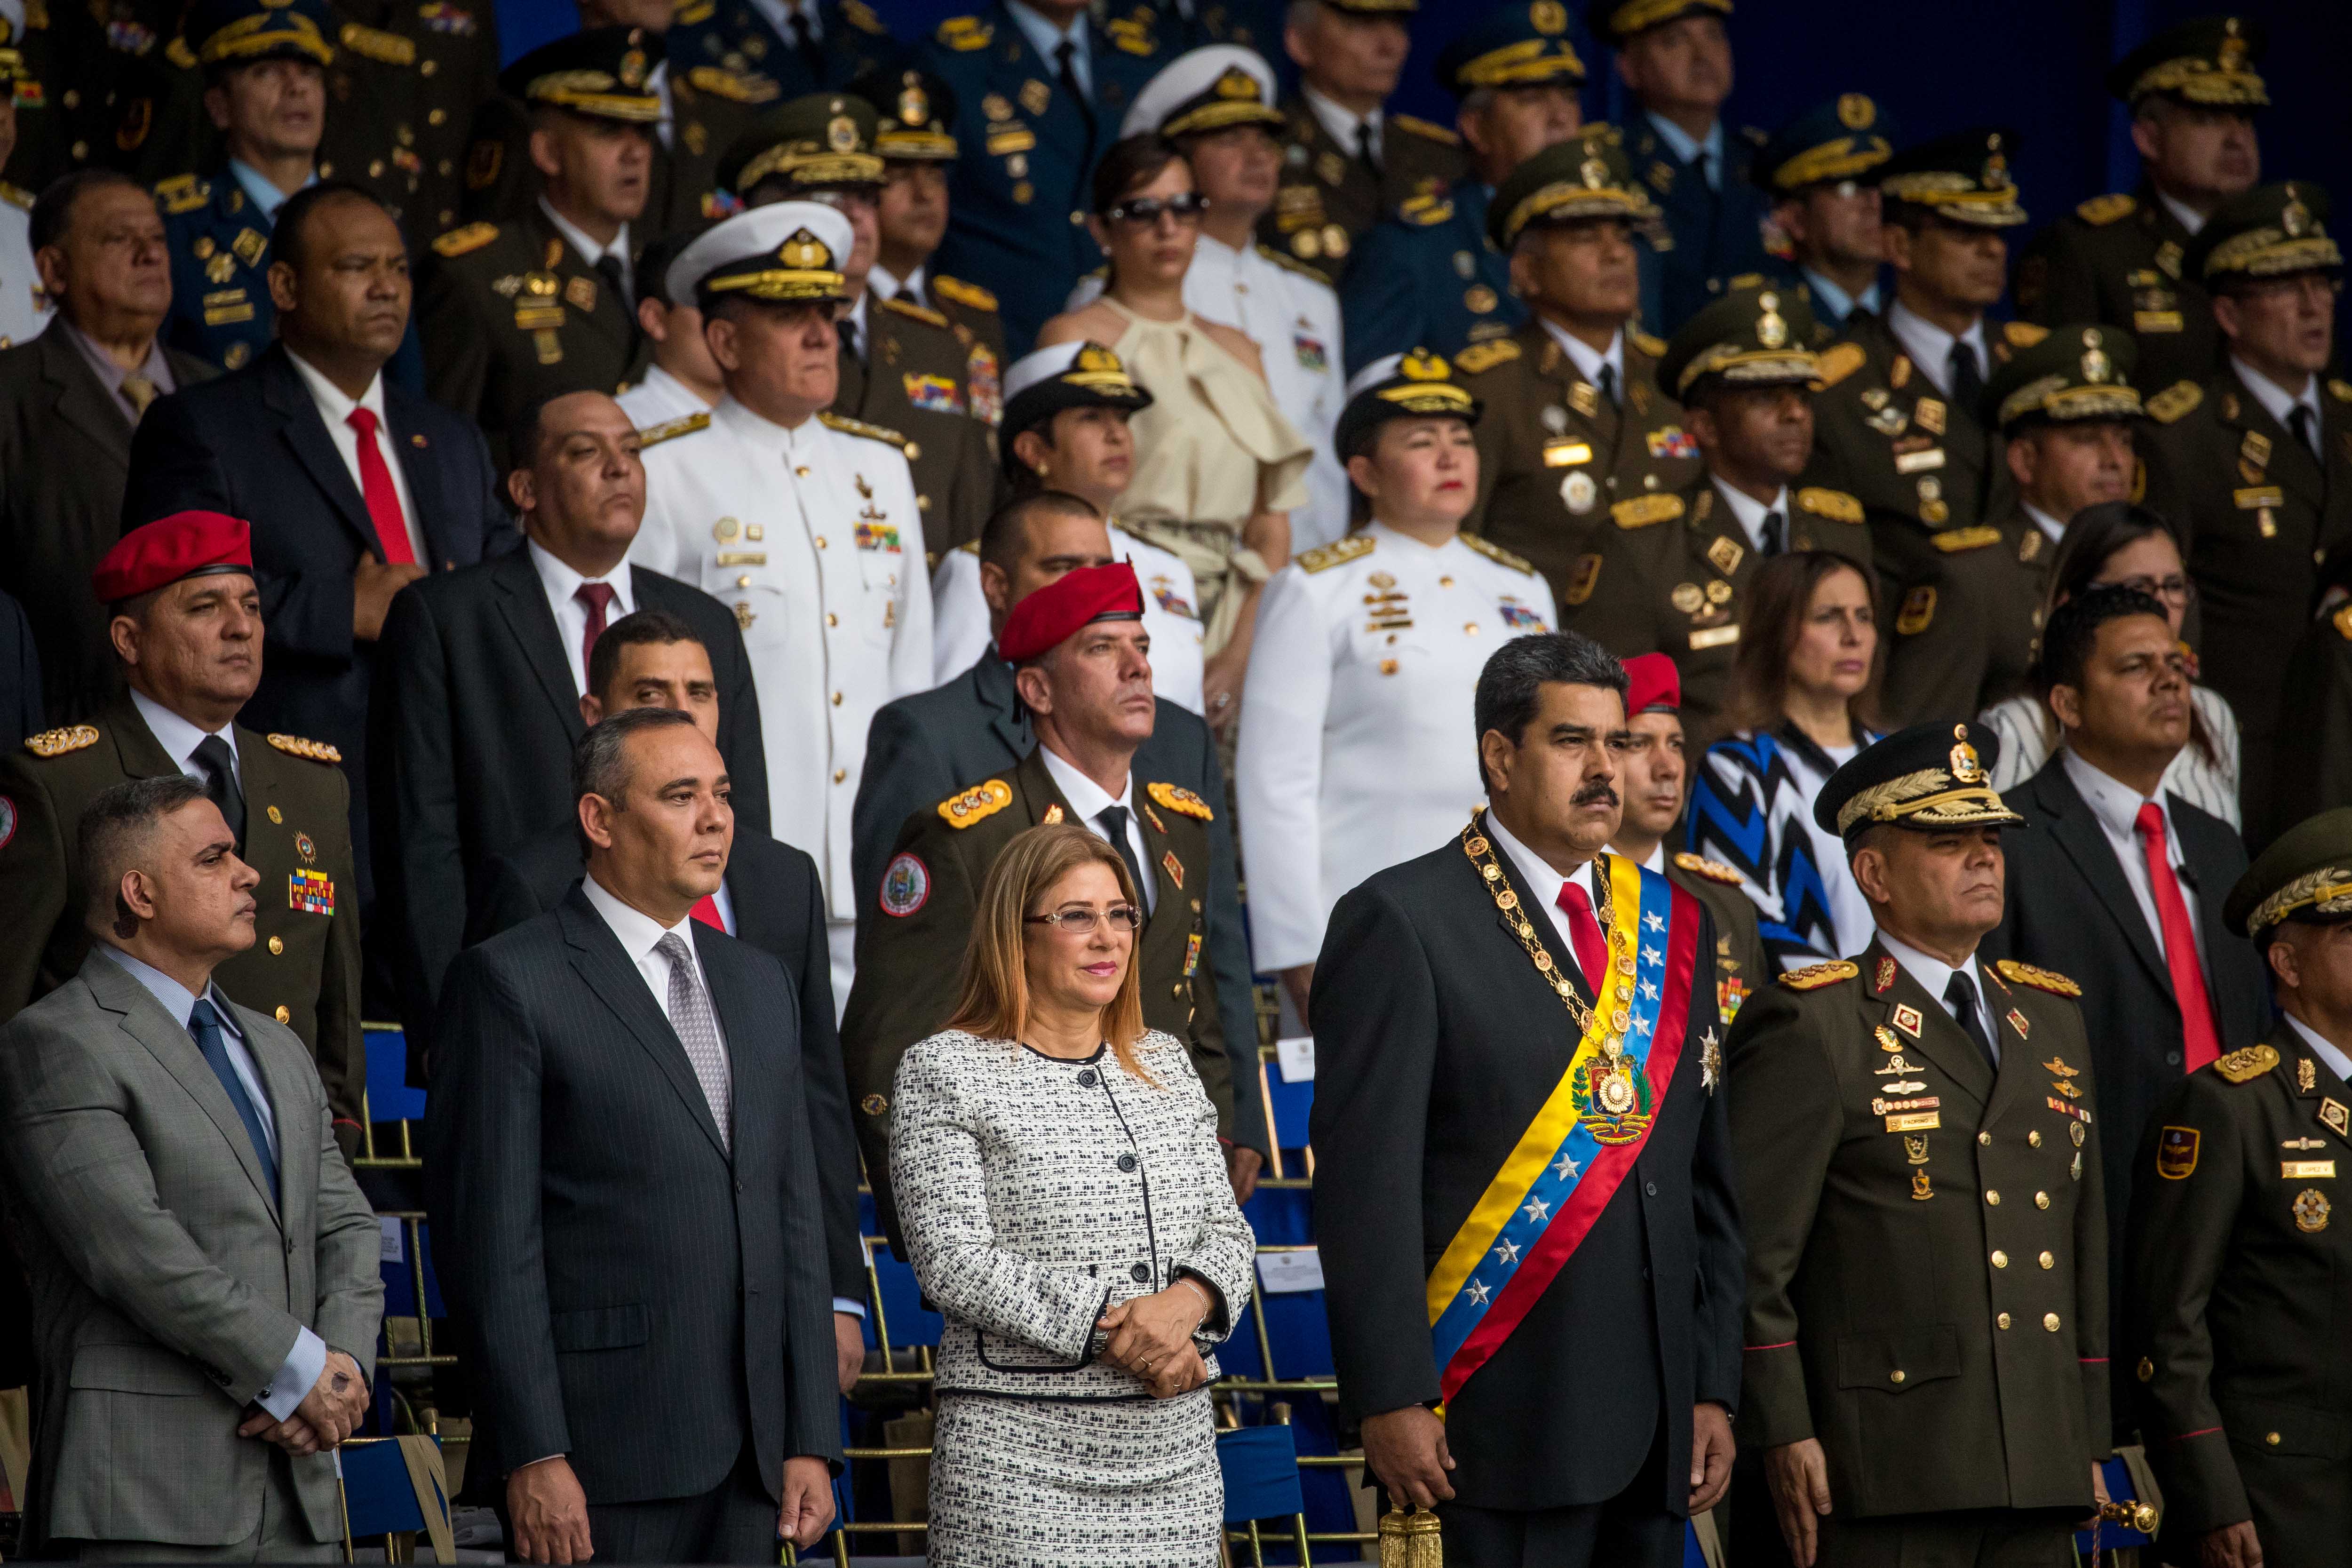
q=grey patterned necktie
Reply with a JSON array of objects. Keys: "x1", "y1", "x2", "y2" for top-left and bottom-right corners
[{"x1": 657, "y1": 931, "x2": 732, "y2": 1151}]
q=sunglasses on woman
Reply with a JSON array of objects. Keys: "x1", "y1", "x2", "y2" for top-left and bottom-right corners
[
  {"x1": 1106, "y1": 192, "x2": 1210, "y2": 226},
  {"x1": 1026, "y1": 905, "x2": 1145, "y2": 933}
]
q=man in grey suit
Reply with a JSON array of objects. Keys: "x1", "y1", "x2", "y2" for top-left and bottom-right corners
[
  {"x1": 426, "y1": 706, "x2": 842, "y2": 1564},
  {"x1": 0, "y1": 773, "x2": 383, "y2": 1561}
]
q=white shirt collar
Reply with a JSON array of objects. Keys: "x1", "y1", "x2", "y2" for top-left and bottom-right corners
[
  {"x1": 1886, "y1": 300, "x2": 1987, "y2": 398},
  {"x1": 1875, "y1": 926, "x2": 1985, "y2": 1012},
  {"x1": 2233, "y1": 355, "x2": 2321, "y2": 433},
  {"x1": 285, "y1": 346, "x2": 388, "y2": 431},
  {"x1": 1037, "y1": 742, "x2": 1134, "y2": 825},
  {"x1": 715, "y1": 392, "x2": 817, "y2": 447},
  {"x1": 1484, "y1": 808, "x2": 1604, "y2": 931},
  {"x1": 1800, "y1": 266, "x2": 1879, "y2": 322},
  {"x1": 1302, "y1": 82, "x2": 1381, "y2": 161},
  {"x1": 2282, "y1": 1011, "x2": 2352, "y2": 1087},
  {"x1": 582, "y1": 869, "x2": 705, "y2": 979},
  {"x1": 2155, "y1": 187, "x2": 2208, "y2": 238},
  {"x1": 747, "y1": 0, "x2": 818, "y2": 45},
  {"x1": 868, "y1": 260, "x2": 927, "y2": 305},
  {"x1": 130, "y1": 686, "x2": 236, "y2": 782},
  {"x1": 1540, "y1": 318, "x2": 1623, "y2": 391},
  {"x1": 1637, "y1": 842, "x2": 1667, "y2": 875},
  {"x1": 527, "y1": 536, "x2": 636, "y2": 618},
  {"x1": 539, "y1": 196, "x2": 629, "y2": 274},
  {"x1": 228, "y1": 159, "x2": 315, "y2": 227},
  {"x1": 1007, "y1": 0, "x2": 1086, "y2": 74},
  {"x1": 1711, "y1": 478, "x2": 1791, "y2": 554},
  {"x1": 2061, "y1": 748, "x2": 2177, "y2": 853},
  {"x1": 1645, "y1": 113, "x2": 1723, "y2": 180},
  {"x1": 2021, "y1": 500, "x2": 2068, "y2": 545}
]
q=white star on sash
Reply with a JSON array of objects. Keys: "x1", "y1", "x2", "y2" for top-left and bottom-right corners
[
  {"x1": 1638, "y1": 979, "x2": 1660, "y2": 1001},
  {"x1": 1642, "y1": 945, "x2": 1662, "y2": 965},
  {"x1": 1494, "y1": 1238, "x2": 1521, "y2": 1265},
  {"x1": 1551, "y1": 1150, "x2": 1580, "y2": 1179},
  {"x1": 1468, "y1": 1280, "x2": 1492, "y2": 1306},
  {"x1": 1522, "y1": 1195, "x2": 1550, "y2": 1223},
  {"x1": 1633, "y1": 1014, "x2": 1653, "y2": 1036},
  {"x1": 1645, "y1": 910, "x2": 1666, "y2": 932}
]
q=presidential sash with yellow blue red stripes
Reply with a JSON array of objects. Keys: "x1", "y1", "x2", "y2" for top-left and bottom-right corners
[{"x1": 1428, "y1": 823, "x2": 1700, "y2": 1404}]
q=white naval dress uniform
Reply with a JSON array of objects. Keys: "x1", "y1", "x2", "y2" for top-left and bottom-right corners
[
  {"x1": 926, "y1": 525, "x2": 1209, "y2": 714},
  {"x1": 615, "y1": 364, "x2": 712, "y2": 430},
  {"x1": 628, "y1": 397, "x2": 934, "y2": 1005},
  {"x1": 0, "y1": 190, "x2": 50, "y2": 349},
  {"x1": 1067, "y1": 233, "x2": 1350, "y2": 552},
  {"x1": 1235, "y1": 522, "x2": 1557, "y2": 972}
]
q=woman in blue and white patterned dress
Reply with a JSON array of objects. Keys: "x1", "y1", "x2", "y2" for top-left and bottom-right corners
[{"x1": 890, "y1": 824, "x2": 1255, "y2": 1568}]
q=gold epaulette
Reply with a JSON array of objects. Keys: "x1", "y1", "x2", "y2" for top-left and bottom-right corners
[
  {"x1": 1814, "y1": 342, "x2": 1865, "y2": 388},
  {"x1": 1146, "y1": 781, "x2": 1214, "y2": 820},
  {"x1": 1460, "y1": 533, "x2": 1535, "y2": 574},
  {"x1": 2212, "y1": 1043, "x2": 2280, "y2": 1084},
  {"x1": 1398, "y1": 190, "x2": 1454, "y2": 226},
  {"x1": 937, "y1": 778, "x2": 1011, "y2": 827},
  {"x1": 1630, "y1": 329, "x2": 1668, "y2": 358},
  {"x1": 841, "y1": 0, "x2": 886, "y2": 32},
  {"x1": 267, "y1": 732, "x2": 343, "y2": 764},
  {"x1": 933, "y1": 274, "x2": 999, "y2": 312},
  {"x1": 338, "y1": 21, "x2": 415, "y2": 64},
  {"x1": 1672, "y1": 851, "x2": 1744, "y2": 886},
  {"x1": 957, "y1": 538, "x2": 980, "y2": 555},
  {"x1": 1781, "y1": 959, "x2": 1859, "y2": 991},
  {"x1": 155, "y1": 174, "x2": 211, "y2": 215},
  {"x1": 1612, "y1": 493, "x2": 1684, "y2": 529},
  {"x1": 2076, "y1": 192, "x2": 2136, "y2": 226},
  {"x1": 432, "y1": 221, "x2": 498, "y2": 257},
  {"x1": 23, "y1": 724, "x2": 99, "y2": 758},
  {"x1": 1256, "y1": 243, "x2": 1336, "y2": 286},
  {"x1": 1390, "y1": 112, "x2": 1460, "y2": 146},
  {"x1": 0, "y1": 183, "x2": 30, "y2": 211},
  {"x1": 2330, "y1": 378, "x2": 2352, "y2": 404},
  {"x1": 2145, "y1": 380, "x2": 2203, "y2": 423},
  {"x1": 1994, "y1": 958, "x2": 2081, "y2": 997},
  {"x1": 687, "y1": 64, "x2": 779, "y2": 103},
  {"x1": 2003, "y1": 320, "x2": 2049, "y2": 349},
  {"x1": 165, "y1": 33, "x2": 196, "y2": 67},
  {"x1": 1452, "y1": 338, "x2": 1520, "y2": 375},
  {"x1": 879, "y1": 294, "x2": 951, "y2": 329},
  {"x1": 636, "y1": 410, "x2": 710, "y2": 447},
  {"x1": 2333, "y1": 602, "x2": 2352, "y2": 642},
  {"x1": 672, "y1": 0, "x2": 713, "y2": 21},
  {"x1": 934, "y1": 14, "x2": 992, "y2": 49},
  {"x1": 1796, "y1": 486, "x2": 1863, "y2": 524},
  {"x1": 1298, "y1": 534, "x2": 1375, "y2": 573},
  {"x1": 1929, "y1": 525, "x2": 2003, "y2": 552},
  {"x1": 819, "y1": 412, "x2": 908, "y2": 448}
]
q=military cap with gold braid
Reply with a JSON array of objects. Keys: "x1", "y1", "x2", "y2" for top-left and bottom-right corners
[
  {"x1": 1489, "y1": 128, "x2": 1654, "y2": 250},
  {"x1": 1877, "y1": 127, "x2": 2027, "y2": 229},
  {"x1": 1310, "y1": 0, "x2": 1417, "y2": 16},
  {"x1": 1334, "y1": 348, "x2": 1482, "y2": 456},
  {"x1": 1120, "y1": 45, "x2": 1282, "y2": 141},
  {"x1": 497, "y1": 25, "x2": 661, "y2": 122},
  {"x1": 1587, "y1": 0, "x2": 1728, "y2": 48},
  {"x1": 720, "y1": 93, "x2": 883, "y2": 198},
  {"x1": 1433, "y1": 3, "x2": 1587, "y2": 98},
  {"x1": 1657, "y1": 285, "x2": 1819, "y2": 400},
  {"x1": 851, "y1": 66, "x2": 958, "y2": 163},
  {"x1": 2106, "y1": 14, "x2": 2267, "y2": 108},
  {"x1": 1980, "y1": 324, "x2": 2143, "y2": 433},
  {"x1": 998, "y1": 340, "x2": 1156, "y2": 478},
  {"x1": 187, "y1": 0, "x2": 336, "y2": 70},
  {"x1": 1752, "y1": 95, "x2": 1897, "y2": 195},
  {"x1": 1814, "y1": 721, "x2": 2025, "y2": 843},
  {"x1": 2225, "y1": 807, "x2": 2352, "y2": 941},
  {"x1": 2185, "y1": 180, "x2": 2341, "y2": 285},
  {"x1": 671, "y1": 200, "x2": 853, "y2": 310}
]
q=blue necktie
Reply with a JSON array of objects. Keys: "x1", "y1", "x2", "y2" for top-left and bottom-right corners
[{"x1": 190, "y1": 997, "x2": 278, "y2": 1208}]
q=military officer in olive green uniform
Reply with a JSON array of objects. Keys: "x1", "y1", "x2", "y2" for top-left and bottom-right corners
[
  {"x1": 2014, "y1": 17, "x2": 2265, "y2": 398},
  {"x1": 843, "y1": 561, "x2": 1234, "y2": 1240},
  {"x1": 1751, "y1": 94, "x2": 1898, "y2": 340},
  {"x1": 0, "y1": 513, "x2": 365, "y2": 1152},
  {"x1": 315, "y1": 0, "x2": 501, "y2": 244},
  {"x1": 1567, "y1": 284, "x2": 1868, "y2": 743},
  {"x1": 1802, "y1": 128, "x2": 2042, "y2": 726},
  {"x1": 1727, "y1": 721, "x2": 2112, "y2": 1568},
  {"x1": 1979, "y1": 323, "x2": 2147, "y2": 625},
  {"x1": 419, "y1": 27, "x2": 656, "y2": 462},
  {"x1": 1459, "y1": 134, "x2": 1704, "y2": 613},
  {"x1": 668, "y1": 0, "x2": 899, "y2": 103},
  {"x1": 2126, "y1": 808, "x2": 2352, "y2": 1568}
]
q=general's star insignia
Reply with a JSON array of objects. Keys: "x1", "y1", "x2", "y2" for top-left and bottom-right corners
[
  {"x1": 1494, "y1": 1239, "x2": 1521, "y2": 1265},
  {"x1": 1642, "y1": 945, "x2": 1662, "y2": 965},
  {"x1": 1644, "y1": 911, "x2": 1666, "y2": 932},
  {"x1": 1468, "y1": 1280, "x2": 1492, "y2": 1305},
  {"x1": 1639, "y1": 979, "x2": 1660, "y2": 1001},
  {"x1": 1552, "y1": 1151, "x2": 1581, "y2": 1179},
  {"x1": 1522, "y1": 1196, "x2": 1550, "y2": 1222}
]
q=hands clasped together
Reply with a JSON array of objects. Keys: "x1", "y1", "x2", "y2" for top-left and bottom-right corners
[
  {"x1": 1097, "y1": 1276, "x2": 1217, "y2": 1398},
  {"x1": 238, "y1": 1350, "x2": 369, "y2": 1456}
]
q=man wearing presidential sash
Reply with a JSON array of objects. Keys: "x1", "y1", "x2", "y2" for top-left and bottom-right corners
[{"x1": 1311, "y1": 630, "x2": 1743, "y2": 1567}]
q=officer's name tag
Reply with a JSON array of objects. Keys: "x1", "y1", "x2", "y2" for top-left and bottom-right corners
[
  {"x1": 715, "y1": 551, "x2": 766, "y2": 566},
  {"x1": 1689, "y1": 625, "x2": 1740, "y2": 651},
  {"x1": 2282, "y1": 1160, "x2": 2336, "y2": 1178},
  {"x1": 2235, "y1": 486, "x2": 2285, "y2": 509},
  {"x1": 1884, "y1": 1112, "x2": 1940, "y2": 1132},
  {"x1": 1893, "y1": 447, "x2": 1946, "y2": 474},
  {"x1": 1543, "y1": 440, "x2": 1594, "y2": 468}
]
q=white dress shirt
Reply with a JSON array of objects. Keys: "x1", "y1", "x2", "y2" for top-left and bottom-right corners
[
  {"x1": 868, "y1": 261, "x2": 928, "y2": 310},
  {"x1": 132, "y1": 687, "x2": 239, "y2": 788},
  {"x1": 616, "y1": 364, "x2": 715, "y2": 430},
  {"x1": 527, "y1": 540, "x2": 637, "y2": 698},
  {"x1": 93, "y1": 942, "x2": 325, "y2": 1420},
  {"x1": 1007, "y1": 0, "x2": 1088, "y2": 98},
  {"x1": 1886, "y1": 301, "x2": 1989, "y2": 401},
  {"x1": 1036, "y1": 745, "x2": 1155, "y2": 916},
  {"x1": 1542, "y1": 318, "x2": 1625, "y2": 397},
  {"x1": 2156, "y1": 188, "x2": 2209, "y2": 238},
  {"x1": 1484, "y1": 808, "x2": 1609, "y2": 989},
  {"x1": 1874, "y1": 927, "x2": 1995, "y2": 1061},
  {"x1": 2283, "y1": 1011, "x2": 2352, "y2": 1087},
  {"x1": 1713, "y1": 479, "x2": 1794, "y2": 557},
  {"x1": 2233, "y1": 357, "x2": 2323, "y2": 455},
  {"x1": 284, "y1": 349, "x2": 428, "y2": 564},
  {"x1": 2059, "y1": 748, "x2": 2209, "y2": 972},
  {"x1": 1799, "y1": 267, "x2": 1879, "y2": 324},
  {"x1": 228, "y1": 159, "x2": 314, "y2": 226},
  {"x1": 2021, "y1": 500, "x2": 2067, "y2": 547},
  {"x1": 748, "y1": 0, "x2": 818, "y2": 47},
  {"x1": 646, "y1": 58, "x2": 674, "y2": 151},
  {"x1": 1302, "y1": 83, "x2": 1379, "y2": 167},
  {"x1": 1645, "y1": 112, "x2": 1724, "y2": 190},
  {"x1": 540, "y1": 197, "x2": 632, "y2": 304}
]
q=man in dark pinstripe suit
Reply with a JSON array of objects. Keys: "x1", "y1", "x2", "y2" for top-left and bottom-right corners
[{"x1": 424, "y1": 707, "x2": 842, "y2": 1563}]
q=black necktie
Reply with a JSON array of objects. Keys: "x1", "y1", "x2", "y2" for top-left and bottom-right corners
[
  {"x1": 1055, "y1": 39, "x2": 1096, "y2": 141},
  {"x1": 2289, "y1": 404, "x2": 2320, "y2": 459},
  {"x1": 786, "y1": 5, "x2": 824, "y2": 80},
  {"x1": 1761, "y1": 509, "x2": 1787, "y2": 556},
  {"x1": 838, "y1": 312, "x2": 861, "y2": 362},
  {"x1": 1947, "y1": 340, "x2": 1984, "y2": 414},
  {"x1": 190, "y1": 997, "x2": 279, "y2": 1207},
  {"x1": 594, "y1": 252, "x2": 631, "y2": 315},
  {"x1": 1097, "y1": 804, "x2": 1150, "y2": 917},
  {"x1": 1354, "y1": 120, "x2": 1380, "y2": 179},
  {"x1": 1944, "y1": 971, "x2": 1998, "y2": 1071},
  {"x1": 192, "y1": 734, "x2": 245, "y2": 847},
  {"x1": 1595, "y1": 363, "x2": 1619, "y2": 408}
]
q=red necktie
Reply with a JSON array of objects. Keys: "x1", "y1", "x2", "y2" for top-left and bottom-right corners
[
  {"x1": 2136, "y1": 802, "x2": 2220, "y2": 1072},
  {"x1": 1555, "y1": 876, "x2": 1609, "y2": 993},
  {"x1": 344, "y1": 407, "x2": 415, "y2": 565},
  {"x1": 689, "y1": 895, "x2": 725, "y2": 931},
  {"x1": 575, "y1": 581, "x2": 618, "y2": 685}
]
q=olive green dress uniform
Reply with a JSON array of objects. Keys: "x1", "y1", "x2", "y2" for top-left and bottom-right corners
[
  {"x1": 1261, "y1": 93, "x2": 1466, "y2": 284},
  {"x1": 43, "y1": 0, "x2": 214, "y2": 185},
  {"x1": 316, "y1": 0, "x2": 501, "y2": 243},
  {"x1": 0, "y1": 702, "x2": 366, "y2": 1150},
  {"x1": 842, "y1": 746, "x2": 1233, "y2": 1238},
  {"x1": 838, "y1": 292, "x2": 1002, "y2": 560},
  {"x1": 927, "y1": 272, "x2": 1009, "y2": 397},
  {"x1": 0, "y1": 0, "x2": 64, "y2": 196},
  {"x1": 1667, "y1": 849, "x2": 1769, "y2": 1032},
  {"x1": 2271, "y1": 601, "x2": 2352, "y2": 836}
]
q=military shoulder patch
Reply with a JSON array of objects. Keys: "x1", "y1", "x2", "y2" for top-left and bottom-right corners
[
  {"x1": 338, "y1": 22, "x2": 416, "y2": 64},
  {"x1": 686, "y1": 64, "x2": 778, "y2": 103},
  {"x1": 938, "y1": 778, "x2": 1012, "y2": 828},
  {"x1": 1452, "y1": 339, "x2": 1521, "y2": 375},
  {"x1": 1929, "y1": 525, "x2": 2004, "y2": 553},
  {"x1": 2330, "y1": 378, "x2": 2352, "y2": 404},
  {"x1": 2156, "y1": 1125, "x2": 2199, "y2": 1179},
  {"x1": 2334, "y1": 602, "x2": 2352, "y2": 643},
  {"x1": 1781, "y1": 959, "x2": 1859, "y2": 991},
  {"x1": 165, "y1": 33, "x2": 196, "y2": 67},
  {"x1": 432, "y1": 221, "x2": 499, "y2": 257},
  {"x1": 636, "y1": 410, "x2": 710, "y2": 447},
  {"x1": 1146, "y1": 781, "x2": 1214, "y2": 821},
  {"x1": 878, "y1": 295, "x2": 952, "y2": 330},
  {"x1": 1796, "y1": 486, "x2": 1863, "y2": 524},
  {"x1": 2076, "y1": 191, "x2": 2136, "y2": 226},
  {"x1": 155, "y1": 174, "x2": 211, "y2": 214},
  {"x1": 1389, "y1": 112, "x2": 1460, "y2": 146},
  {"x1": 1612, "y1": 493, "x2": 1685, "y2": 529},
  {"x1": 1256, "y1": 243, "x2": 1336, "y2": 285},
  {"x1": 1298, "y1": 534, "x2": 1375, "y2": 573},
  {"x1": 0, "y1": 183, "x2": 31, "y2": 212},
  {"x1": 23, "y1": 724, "x2": 99, "y2": 758},
  {"x1": 878, "y1": 851, "x2": 930, "y2": 916},
  {"x1": 2211, "y1": 1043, "x2": 2280, "y2": 1084},
  {"x1": 819, "y1": 412, "x2": 909, "y2": 449},
  {"x1": 933, "y1": 274, "x2": 999, "y2": 313},
  {"x1": 673, "y1": 0, "x2": 713, "y2": 20},
  {"x1": 2140, "y1": 379, "x2": 2201, "y2": 424},
  {"x1": 2002, "y1": 320, "x2": 2049, "y2": 349},
  {"x1": 1672, "y1": 851, "x2": 1745, "y2": 886},
  {"x1": 1460, "y1": 533, "x2": 1535, "y2": 575},
  {"x1": 934, "y1": 14, "x2": 993, "y2": 49},
  {"x1": 1814, "y1": 342, "x2": 1866, "y2": 388},
  {"x1": 1994, "y1": 958, "x2": 2082, "y2": 997},
  {"x1": 840, "y1": 0, "x2": 887, "y2": 32},
  {"x1": 1629, "y1": 329, "x2": 1668, "y2": 359}
]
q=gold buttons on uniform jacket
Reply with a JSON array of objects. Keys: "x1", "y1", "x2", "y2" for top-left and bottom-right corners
[
  {"x1": 737, "y1": 575, "x2": 752, "y2": 587},
  {"x1": 1986, "y1": 1189, "x2": 2000, "y2": 1205},
  {"x1": 1171, "y1": 983, "x2": 1184, "y2": 998},
  {"x1": 2043, "y1": 1313, "x2": 2061, "y2": 1331},
  {"x1": 268, "y1": 936, "x2": 284, "y2": 955},
  {"x1": 816, "y1": 536, "x2": 827, "y2": 548},
  {"x1": 833, "y1": 769, "x2": 846, "y2": 783},
  {"x1": 1979, "y1": 1131, "x2": 1991, "y2": 1145},
  {"x1": 1463, "y1": 622, "x2": 1480, "y2": 635},
  {"x1": 274, "y1": 1005, "x2": 291, "y2": 1023},
  {"x1": 826, "y1": 613, "x2": 838, "y2": 626},
  {"x1": 268, "y1": 805, "x2": 283, "y2": 824},
  {"x1": 1997, "y1": 1312, "x2": 2012, "y2": 1329},
  {"x1": 831, "y1": 691, "x2": 843, "y2": 705},
  {"x1": 795, "y1": 466, "x2": 810, "y2": 477},
  {"x1": 2029, "y1": 1129, "x2": 2042, "y2": 1147},
  {"x1": 2266, "y1": 1432, "x2": 2282, "y2": 1446},
  {"x1": 2039, "y1": 1251, "x2": 2055, "y2": 1269},
  {"x1": 2035, "y1": 1191, "x2": 2050, "y2": 1209},
  {"x1": 1888, "y1": 1369, "x2": 1905, "y2": 1384},
  {"x1": 2138, "y1": 1357, "x2": 2155, "y2": 1382},
  {"x1": 1991, "y1": 1250, "x2": 2008, "y2": 1268}
]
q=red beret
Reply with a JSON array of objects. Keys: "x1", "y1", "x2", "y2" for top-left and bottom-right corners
[
  {"x1": 94, "y1": 512, "x2": 254, "y2": 604},
  {"x1": 1624, "y1": 652, "x2": 1680, "y2": 715},
  {"x1": 999, "y1": 561, "x2": 1145, "y2": 662}
]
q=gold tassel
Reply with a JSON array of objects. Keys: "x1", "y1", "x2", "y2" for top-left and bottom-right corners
[{"x1": 1377, "y1": 1506, "x2": 1444, "y2": 1568}]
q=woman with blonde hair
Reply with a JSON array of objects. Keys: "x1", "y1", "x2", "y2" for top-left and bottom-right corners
[{"x1": 890, "y1": 824, "x2": 1254, "y2": 1566}]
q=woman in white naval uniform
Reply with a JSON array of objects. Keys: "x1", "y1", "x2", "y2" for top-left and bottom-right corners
[
  {"x1": 1237, "y1": 350, "x2": 1556, "y2": 1024},
  {"x1": 627, "y1": 202, "x2": 933, "y2": 1008},
  {"x1": 930, "y1": 340, "x2": 1207, "y2": 713}
]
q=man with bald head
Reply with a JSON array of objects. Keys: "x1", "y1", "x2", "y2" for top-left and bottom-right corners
[{"x1": 371, "y1": 387, "x2": 766, "y2": 1080}]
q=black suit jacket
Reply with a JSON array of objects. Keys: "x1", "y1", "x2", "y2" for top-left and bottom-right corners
[
  {"x1": 851, "y1": 649, "x2": 1269, "y2": 1155},
  {"x1": 424, "y1": 887, "x2": 842, "y2": 1504},
  {"x1": 1310, "y1": 834, "x2": 1744, "y2": 1511},
  {"x1": 370, "y1": 545, "x2": 768, "y2": 1071},
  {"x1": 120, "y1": 342, "x2": 517, "y2": 908},
  {"x1": 473, "y1": 828, "x2": 861, "y2": 1304}
]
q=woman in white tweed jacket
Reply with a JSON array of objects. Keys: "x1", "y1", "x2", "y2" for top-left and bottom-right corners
[{"x1": 890, "y1": 824, "x2": 1255, "y2": 1567}]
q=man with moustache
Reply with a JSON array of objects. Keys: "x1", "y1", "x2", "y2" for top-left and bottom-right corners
[{"x1": 1313, "y1": 630, "x2": 1741, "y2": 1566}]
